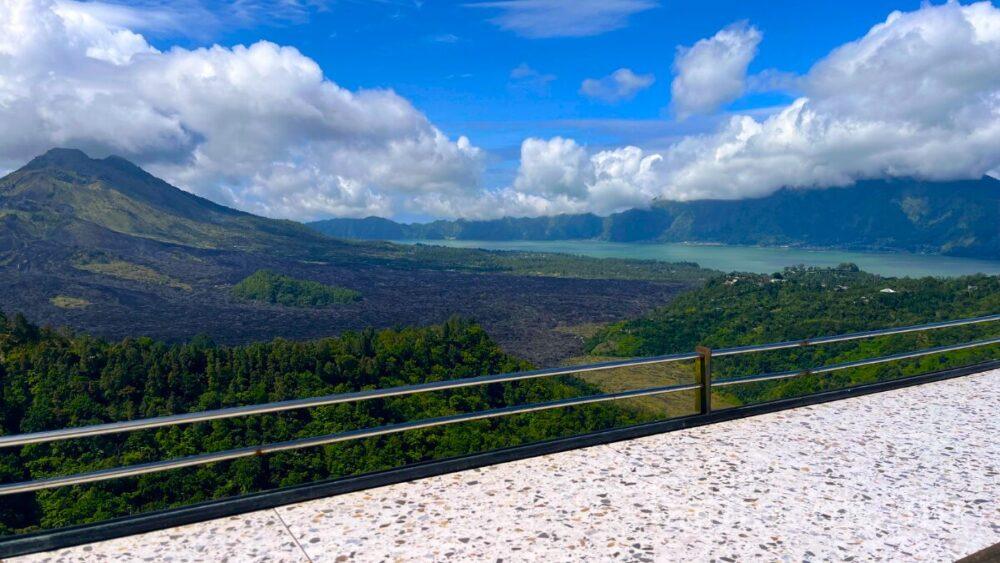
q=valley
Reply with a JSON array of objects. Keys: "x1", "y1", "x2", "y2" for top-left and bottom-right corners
[
  {"x1": 1, "y1": 149, "x2": 997, "y2": 537},
  {"x1": 1, "y1": 246, "x2": 691, "y2": 366},
  {"x1": 0, "y1": 149, "x2": 709, "y2": 366}
]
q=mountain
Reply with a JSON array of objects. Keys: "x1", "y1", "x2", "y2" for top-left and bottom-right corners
[
  {"x1": 309, "y1": 177, "x2": 1000, "y2": 259},
  {"x1": 0, "y1": 149, "x2": 707, "y2": 366},
  {"x1": 0, "y1": 148, "x2": 338, "y2": 255},
  {"x1": 314, "y1": 214, "x2": 608, "y2": 242}
]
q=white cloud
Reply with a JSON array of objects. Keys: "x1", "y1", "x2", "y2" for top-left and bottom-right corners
[
  {"x1": 397, "y1": 137, "x2": 665, "y2": 219},
  {"x1": 657, "y1": 1, "x2": 1000, "y2": 200},
  {"x1": 580, "y1": 68, "x2": 654, "y2": 103},
  {"x1": 513, "y1": 137, "x2": 590, "y2": 198},
  {"x1": 55, "y1": 0, "x2": 334, "y2": 39},
  {"x1": 496, "y1": 2, "x2": 1000, "y2": 216},
  {"x1": 745, "y1": 68, "x2": 799, "y2": 95},
  {"x1": 470, "y1": 137, "x2": 663, "y2": 217},
  {"x1": 428, "y1": 33, "x2": 460, "y2": 43},
  {"x1": 0, "y1": 0, "x2": 483, "y2": 220},
  {"x1": 670, "y1": 21, "x2": 762, "y2": 119},
  {"x1": 468, "y1": 0, "x2": 658, "y2": 39},
  {"x1": 54, "y1": 1, "x2": 202, "y2": 36},
  {"x1": 508, "y1": 63, "x2": 556, "y2": 95},
  {"x1": 3, "y1": 0, "x2": 999, "y2": 222}
]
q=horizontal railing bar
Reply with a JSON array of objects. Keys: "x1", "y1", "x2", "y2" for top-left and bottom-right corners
[
  {"x1": 0, "y1": 382, "x2": 700, "y2": 496},
  {"x1": 0, "y1": 352, "x2": 699, "y2": 449},
  {"x1": 0, "y1": 314, "x2": 994, "y2": 451},
  {"x1": 712, "y1": 336, "x2": 1000, "y2": 388},
  {"x1": 712, "y1": 314, "x2": 1000, "y2": 358}
]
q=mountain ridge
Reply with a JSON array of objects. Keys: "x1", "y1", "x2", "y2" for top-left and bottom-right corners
[
  {"x1": 309, "y1": 177, "x2": 1000, "y2": 259},
  {"x1": 0, "y1": 148, "x2": 340, "y2": 255}
]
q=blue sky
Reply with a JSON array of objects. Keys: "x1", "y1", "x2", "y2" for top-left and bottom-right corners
[
  {"x1": 167, "y1": 0, "x2": 930, "y2": 181},
  {"x1": 2, "y1": 0, "x2": 999, "y2": 221}
]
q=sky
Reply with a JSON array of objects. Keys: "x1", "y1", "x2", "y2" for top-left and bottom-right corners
[{"x1": 1, "y1": 0, "x2": 999, "y2": 222}]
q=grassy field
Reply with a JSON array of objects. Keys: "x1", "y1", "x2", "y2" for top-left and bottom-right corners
[
  {"x1": 75, "y1": 259, "x2": 192, "y2": 290},
  {"x1": 49, "y1": 295, "x2": 91, "y2": 309},
  {"x1": 555, "y1": 322, "x2": 738, "y2": 417},
  {"x1": 561, "y1": 353, "x2": 739, "y2": 419}
]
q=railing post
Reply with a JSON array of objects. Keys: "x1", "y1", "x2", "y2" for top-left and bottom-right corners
[{"x1": 696, "y1": 346, "x2": 712, "y2": 414}]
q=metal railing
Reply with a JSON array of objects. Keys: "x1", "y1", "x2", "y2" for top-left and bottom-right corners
[{"x1": 0, "y1": 314, "x2": 997, "y2": 497}]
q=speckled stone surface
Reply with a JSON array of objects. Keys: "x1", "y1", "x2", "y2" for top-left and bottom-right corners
[
  {"x1": 10, "y1": 510, "x2": 305, "y2": 562},
  {"x1": 12, "y1": 369, "x2": 1000, "y2": 562}
]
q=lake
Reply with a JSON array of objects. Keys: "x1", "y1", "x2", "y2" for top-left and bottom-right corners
[{"x1": 401, "y1": 239, "x2": 1000, "y2": 278}]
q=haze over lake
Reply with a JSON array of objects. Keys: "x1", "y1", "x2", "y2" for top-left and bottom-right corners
[{"x1": 402, "y1": 240, "x2": 1000, "y2": 278}]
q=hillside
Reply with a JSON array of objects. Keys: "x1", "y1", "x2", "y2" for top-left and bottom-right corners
[
  {"x1": 309, "y1": 177, "x2": 1000, "y2": 259},
  {"x1": 586, "y1": 265, "x2": 1000, "y2": 404},
  {"x1": 0, "y1": 149, "x2": 710, "y2": 365},
  {"x1": 0, "y1": 148, "x2": 337, "y2": 254}
]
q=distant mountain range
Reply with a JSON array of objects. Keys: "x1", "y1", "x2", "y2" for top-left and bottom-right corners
[{"x1": 309, "y1": 177, "x2": 1000, "y2": 259}]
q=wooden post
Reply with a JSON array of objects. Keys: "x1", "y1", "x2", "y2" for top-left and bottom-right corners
[{"x1": 696, "y1": 346, "x2": 712, "y2": 414}]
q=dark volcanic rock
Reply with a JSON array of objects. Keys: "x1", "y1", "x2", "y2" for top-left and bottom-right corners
[{"x1": 0, "y1": 149, "x2": 697, "y2": 366}]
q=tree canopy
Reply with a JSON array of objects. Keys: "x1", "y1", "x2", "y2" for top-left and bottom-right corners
[
  {"x1": 231, "y1": 269, "x2": 362, "y2": 307},
  {"x1": 0, "y1": 315, "x2": 647, "y2": 535}
]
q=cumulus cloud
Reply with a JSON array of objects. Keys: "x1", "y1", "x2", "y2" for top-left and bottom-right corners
[
  {"x1": 670, "y1": 21, "x2": 762, "y2": 119},
  {"x1": 0, "y1": 0, "x2": 482, "y2": 219},
  {"x1": 496, "y1": 2, "x2": 1000, "y2": 216},
  {"x1": 393, "y1": 137, "x2": 664, "y2": 219},
  {"x1": 658, "y1": 1, "x2": 1000, "y2": 200},
  {"x1": 3, "y1": 0, "x2": 999, "y2": 222},
  {"x1": 513, "y1": 137, "x2": 590, "y2": 199},
  {"x1": 468, "y1": 0, "x2": 658, "y2": 39},
  {"x1": 470, "y1": 137, "x2": 662, "y2": 217},
  {"x1": 580, "y1": 68, "x2": 654, "y2": 103}
]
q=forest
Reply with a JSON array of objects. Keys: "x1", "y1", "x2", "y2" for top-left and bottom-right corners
[
  {"x1": 0, "y1": 315, "x2": 651, "y2": 535},
  {"x1": 1, "y1": 266, "x2": 997, "y2": 536},
  {"x1": 310, "y1": 177, "x2": 1000, "y2": 260},
  {"x1": 588, "y1": 265, "x2": 1000, "y2": 405},
  {"x1": 231, "y1": 270, "x2": 362, "y2": 308}
]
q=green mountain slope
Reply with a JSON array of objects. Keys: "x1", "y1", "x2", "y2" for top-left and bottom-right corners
[
  {"x1": 587, "y1": 265, "x2": 1000, "y2": 404},
  {"x1": 0, "y1": 148, "x2": 335, "y2": 254},
  {"x1": 309, "y1": 177, "x2": 1000, "y2": 259}
]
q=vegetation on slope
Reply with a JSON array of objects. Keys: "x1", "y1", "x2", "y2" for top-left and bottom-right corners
[
  {"x1": 428, "y1": 246, "x2": 707, "y2": 283},
  {"x1": 310, "y1": 177, "x2": 1000, "y2": 259},
  {"x1": 0, "y1": 315, "x2": 652, "y2": 535},
  {"x1": 587, "y1": 265, "x2": 1000, "y2": 405},
  {"x1": 372, "y1": 243, "x2": 711, "y2": 283},
  {"x1": 0, "y1": 148, "x2": 334, "y2": 253},
  {"x1": 231, "y1": 270, "x2": 361, "y2": 308},
  {"x1": 48, "y1": 296, "x2": 91, "y2": 309},
  {"x1": 75, "y1": 259, "x2": 191, "y2": 290}
]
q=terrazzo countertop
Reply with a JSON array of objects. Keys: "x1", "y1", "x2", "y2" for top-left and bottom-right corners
[{"x1": 10, "y1": 369, "x2": 1000, "y2": 562}]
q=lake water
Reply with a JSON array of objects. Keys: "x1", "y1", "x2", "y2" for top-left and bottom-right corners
[{"x1": 402, "y1": 239, "x2": 1000, "y2": 278}]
